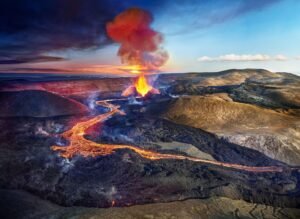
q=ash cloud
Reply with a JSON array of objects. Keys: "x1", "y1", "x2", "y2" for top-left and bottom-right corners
[{"x1": 106, "y1": 8, "x2": 168, "y2": 70}]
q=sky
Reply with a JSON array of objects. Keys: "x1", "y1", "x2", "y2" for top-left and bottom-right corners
[{"x1": 0, "y1": 0, "x2": 299, "y2": 75}]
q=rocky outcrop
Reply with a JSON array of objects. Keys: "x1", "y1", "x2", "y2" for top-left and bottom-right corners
[
  {"x1": 221, "y1": 133, "x2": 300, "y2": 167},
  {"x1": 230, "y1": 76, "x2": 300, "y2": 109}
]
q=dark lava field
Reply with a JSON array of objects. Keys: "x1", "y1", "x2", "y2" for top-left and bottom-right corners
[{"x1": 0, "y1": 69, "x2": 300, "y2": 219}]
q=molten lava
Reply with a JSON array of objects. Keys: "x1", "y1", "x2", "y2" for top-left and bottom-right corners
[
  {"x1": 122, "y1": 73, "x2": 160, "y2": 97},
  {"x1": 135, "y1": 74, "x2": 152, "y2": 97},
  {"x1": 51, "y1": 100, "x2": 284, "y2": 173},
  {"x1": 121, "y1": 67, "x2": 160, "y2": 97}
]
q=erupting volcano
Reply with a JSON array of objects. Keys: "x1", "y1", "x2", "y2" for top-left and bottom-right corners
[
  {"x1": 2, "y1": 1, "x2": 300, "y2": 217},
  {"x1": 106, "y1": 8, "x2": 168, "y2": 97},
  {"x1": 50, "y1": 8, "x2": 287, "y2": 174}
]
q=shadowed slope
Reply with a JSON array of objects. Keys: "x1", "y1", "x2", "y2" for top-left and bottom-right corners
[{"x1": 0, "y1": 90, "x2": 89, "y2": 118}]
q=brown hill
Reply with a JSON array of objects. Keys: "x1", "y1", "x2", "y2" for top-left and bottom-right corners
[
  {"x1": 197, "y1": 69, "x2": 280, "y2": 86},
  {"x1": 164, "y1": 94, "x2": 300, "y2": 165},
  {"x1": 0, "y1": 90, "x2": 89, "y2": 117},
  {"x1": 164, "y1": 94, "x2": 296, "y2": 133}
]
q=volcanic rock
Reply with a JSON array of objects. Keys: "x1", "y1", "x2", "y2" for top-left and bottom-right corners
[{"x1": 0, "y1": 112, "x2": 299, "y2": 209}]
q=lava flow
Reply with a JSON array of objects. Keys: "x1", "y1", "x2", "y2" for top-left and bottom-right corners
[{"x1": 51, "y1": 100, "x2": 284, "y2": 173}]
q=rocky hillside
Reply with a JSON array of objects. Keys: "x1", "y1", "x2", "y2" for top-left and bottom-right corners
[
  {"x1": 164, "y1": 94, "x2": 300, "y2": 165},
  {"x1": 163, "y1": 69, "x2": 300, "y2": 166}
]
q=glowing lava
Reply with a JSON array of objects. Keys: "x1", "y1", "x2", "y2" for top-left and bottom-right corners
[
  {"x1": 121, "y1": 67, "x2": 160, "y2": 97},
  {"x1": 135, "y1": 74, "x2": 152, "y2": 97},
  {"x1": 51, "y1": 100, "x2": 284, "y2": 173}
]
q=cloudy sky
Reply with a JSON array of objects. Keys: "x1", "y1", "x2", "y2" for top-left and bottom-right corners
[{"x1": 0, "y1": 0, "x2": 299, "y2": 75}]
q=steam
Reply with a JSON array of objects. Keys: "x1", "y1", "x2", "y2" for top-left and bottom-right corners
[{"x1": 106, "y1": 8, "x2": 168, "y2": 71}]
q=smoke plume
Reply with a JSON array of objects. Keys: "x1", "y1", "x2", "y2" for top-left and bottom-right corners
[{"x1": 106, "y1": 8, "x2": 168, "y2": 71}]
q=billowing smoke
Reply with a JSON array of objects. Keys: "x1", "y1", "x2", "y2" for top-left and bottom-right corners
[{"x1": 106, "y1": 8, "x2": 168, "y2": 71}]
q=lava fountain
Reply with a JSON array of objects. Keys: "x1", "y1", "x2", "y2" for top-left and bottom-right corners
[
  {"x1": 106, "y1": 8, "x2": 168, "y2": 97},
  {"x1": 121, "y1": 72, "x2": 160, "y2": 97}
]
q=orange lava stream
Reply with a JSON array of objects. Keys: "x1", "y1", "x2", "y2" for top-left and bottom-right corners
[{"x1": 51, "y1": 100, "x2": 284, "y2": 173}]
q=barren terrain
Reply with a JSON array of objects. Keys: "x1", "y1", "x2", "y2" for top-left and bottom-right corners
[{"x1": 0, "y1": 69, "x2": 299, "y2": 219}]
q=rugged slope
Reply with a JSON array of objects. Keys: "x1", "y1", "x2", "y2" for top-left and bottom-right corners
[
  {"x1": 194, "y1": 69, "x2": 280, "y2": 86},
  {"x1": 230, "y1": 76, "x2": 300, "y2": 109},
  {"x1": 162, "y1": 69, "x2": 300, "y2": 166},
  {"x1": 164, "y1": 94, "x2": 300, "y2": 165},
  {"x1": 161, "y1": 69, "x2": 281, "y2": 94}
]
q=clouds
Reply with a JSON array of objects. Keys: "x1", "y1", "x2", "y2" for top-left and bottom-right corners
[
  {"x1": 198, "y1": 54, "x2": 271, "y2": 61},
  {"x1": 0, "y1": 0, "x2": 166, "y2": 65},
  {"x1": 0, "y1": 0, "x2": 111, "y2": 64},
  {"x1": 274, "y1": 54, "x2": 288, "y2": 61},
  {"x1": 198, "y1": 54, "x2": 290, "y2": 62},
  {"x1": 0, "y1": 55, "x2": 66, "y2": 64},
  {"x1": 2, "y1": 64, "x2": 154, "y2": 75},
  {"x1": 0, "y1": 0, "x2": 282, "y2": 67}
]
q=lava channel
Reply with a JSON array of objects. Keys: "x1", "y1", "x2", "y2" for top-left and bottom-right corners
[{"x1": 51, "y1": 100, "x2": 285, "y2": 173}]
